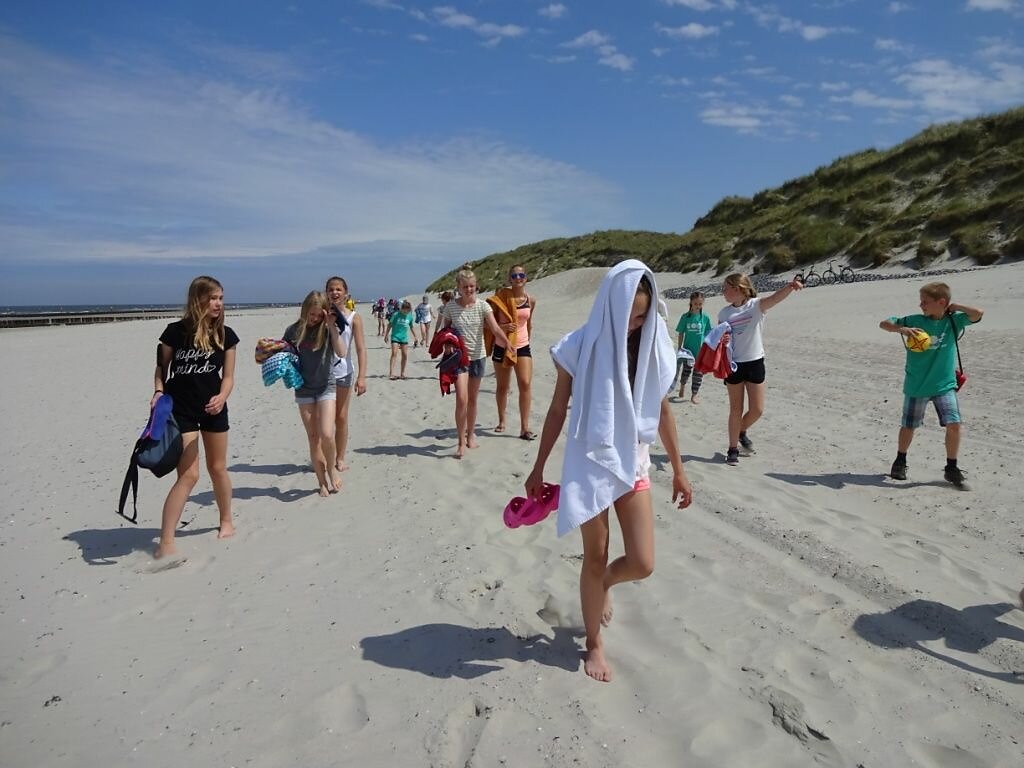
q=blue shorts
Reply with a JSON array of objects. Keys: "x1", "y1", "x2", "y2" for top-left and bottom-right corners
[
  {"x1": 457, "y1": 358, "x2": 486, "y2": 378},
  {"x1": 901, "y1": 391, "x2": 960, "y2": 429}
]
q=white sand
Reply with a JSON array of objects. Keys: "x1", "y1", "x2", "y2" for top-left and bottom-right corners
[{"x1": 1, "y1": 264, "x2": 1022, "y2": 767}]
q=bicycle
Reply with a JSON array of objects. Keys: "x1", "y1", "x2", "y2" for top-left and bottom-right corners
[
  {"x1": 821, "y1": 259, "x2": 856, "y2": 284},
  {"x1": 794, "y1": 264, "x2": 822, "y2": 287}
]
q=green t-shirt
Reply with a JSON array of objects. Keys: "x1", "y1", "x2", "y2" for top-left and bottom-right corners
[
  {"x1": 890, "y1": 311, "x2": 974, "y2": 398},
  {"x1": 675, "y1": 311, "x2": 712, "y2": 356},
  {"x1": 389, "y1": 311, "x2": 414, "y2": 343}
]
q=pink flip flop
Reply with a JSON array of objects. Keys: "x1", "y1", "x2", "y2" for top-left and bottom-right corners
[{"x1": 503, "y1": 483, "x2": 560, "y2": 529}]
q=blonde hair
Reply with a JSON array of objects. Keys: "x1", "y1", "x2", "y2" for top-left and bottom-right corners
[
  {"x1": 724, "y1": 272, "x2": 757, "y2": 299},
  {"x1": 182, "y1": 276, "x2": 225, "y2": 353},
  {"x1": 456, "y1": 263, "x2": 476, "y2": 289},
  {"x1": 920, "y1": 282, "x2": 951, "y2": 303},
  {"x1": 295, "y1": 291, "x2": 330, "y2": 350}
]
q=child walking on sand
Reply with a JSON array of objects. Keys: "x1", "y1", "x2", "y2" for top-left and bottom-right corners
[
  {"x1": 718, "y1": 272, "x2": 803, "y2": 465},
  {"x1": 284, "y1": 291, "x2": 348, "y2": 496},
  {"x1": 438, "y1": 266, "x2": 510, "y2": 458},
  {"x1": 386, "y1": 300, "x2": 415, "y2": 379},
  {"x1": 674, "y1": 291, "x2": 712, "y2": 403},
  {"x1": 414, "y1": 296, "x2": 433, "y2": 348},
  {"x1": 879, "y1": 282, "x2": 983, "y2": 488},
  {"x1": 326, "y1": 276, "x2": 368, "y2": 474},
  {"x1": 488, "y1": 264, "x2": 538, "y2": 439},
  {"x1": 525, "y1": 260, "x2": 693, "y2": 682},
  {"x1": 153, "y1": 276, "x2": 238, "y2": 559}
]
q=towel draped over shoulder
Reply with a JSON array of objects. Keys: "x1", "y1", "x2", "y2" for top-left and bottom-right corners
[
  {"x1": 549, "y1": 260, "x2": 676, "y2": 537},
  {"x1": 484, "y1": 288, "x2": 519, "y2": 367}
]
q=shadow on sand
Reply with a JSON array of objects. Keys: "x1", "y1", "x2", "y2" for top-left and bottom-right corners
[
  {"x1": 766, "y1": 471, "x2": 947, "y2": 490},
  {"x1": 853, "y1": 599, "x2": 1024, "y2": 683},
  {"x1": 189, "y1": 485, "x2": 318, "y2": 505},
  {"x1": 64, "y1": 525, "x2": 216, "y2": 565},
  {"x1": 360, "y1": 623, "x2": 582, "y2": 679},
  {"x1": 228, "y1": 462, "x2": 307, "y2": 477}
]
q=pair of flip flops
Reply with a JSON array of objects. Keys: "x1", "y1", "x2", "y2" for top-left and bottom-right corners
[{"x1": 503, "y1": 483, "x2": 560, "y2": 529}]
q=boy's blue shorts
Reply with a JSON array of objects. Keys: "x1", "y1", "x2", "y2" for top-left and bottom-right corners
[{"x1": 901, "y1": 391, "x2": 960, "y2": 429}]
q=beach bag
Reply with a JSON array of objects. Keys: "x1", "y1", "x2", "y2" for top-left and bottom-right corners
[
  {"x1": 261, "y1": 351, "x2": 304, "y2": 389},
  {"x1": 117, "y1": 394, "x2": 183, "y2": 524}
]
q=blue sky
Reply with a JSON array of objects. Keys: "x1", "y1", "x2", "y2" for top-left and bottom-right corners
[{"x1": 1, "y1": 0, "x2": 1022, "y2": 305}]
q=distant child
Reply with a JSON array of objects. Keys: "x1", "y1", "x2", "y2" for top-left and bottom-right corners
[
  {"x1": 373, "y1": 297, "x2": 387, "y2": 336},
  {"x1": 438, "y1": 266, "x2": 510, "y2": 458},
  {"x1": 284, "y1": 291, "x2": 348, "y2": 496},
  {"x1": 879, "y1": 282, "x2": 983, "y2": 488},
  {"x1": 526, "y1": 260, "x2": 692, "y2": 683},
  {"x1": 414, "y1": 296, "x2": 433, "y2": 348},
  {"x1": 386, "y1": 300, "x2": 415, "y2": 379},
  {"x1": 674, "y1": 291, "x2": 712, "y2": 403},
  {"x1": 325, "y1": 276, "x2": 368, "y2": 474},
  {"x1": 718, "y1": 272, "x2": 803, "y2": 465},
  {"x1": 153, "y1": 276, "x2": 238, "y2": 558}
]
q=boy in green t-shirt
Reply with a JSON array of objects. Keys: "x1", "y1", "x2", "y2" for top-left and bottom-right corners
[
  {"x1": 674, "y1": 292, "x2": 713, "y2": 403},
  {"x1": 879, "y1": 282, "x2": 983, "y2": 488}
]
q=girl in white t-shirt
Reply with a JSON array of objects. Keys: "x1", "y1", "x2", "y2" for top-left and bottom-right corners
[
  {"x1": 718, "y1": 272, "x2": 803, "y2": 465},
  {"x1": 439, "y1": 265, "x2": 510, "y2": 458}
]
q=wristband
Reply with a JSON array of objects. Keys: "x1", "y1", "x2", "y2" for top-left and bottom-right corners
[{"x1": 154, "y1": 389, "x2": 164, "y2": 395}]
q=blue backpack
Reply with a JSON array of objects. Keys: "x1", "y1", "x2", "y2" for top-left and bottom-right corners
[{"x1": 117, "y1": 394, "x2": 183, "y2": 523}]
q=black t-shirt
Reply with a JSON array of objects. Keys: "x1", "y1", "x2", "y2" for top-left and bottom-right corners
[{"x1": 159, "y1": 320, "x2": 240, "y2": 415}]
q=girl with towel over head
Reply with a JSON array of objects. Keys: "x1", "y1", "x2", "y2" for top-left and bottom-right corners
[
  {"x1": 525, "y1": 260, "x2": 693, "y2": 682},
  {"x1": 438, "y1": 265, "x2": 511, "y2": 459}
]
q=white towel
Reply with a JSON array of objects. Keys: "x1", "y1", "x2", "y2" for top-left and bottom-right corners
[{"x1": 549, "y1": 260, "x2": 676, "y2": 537}]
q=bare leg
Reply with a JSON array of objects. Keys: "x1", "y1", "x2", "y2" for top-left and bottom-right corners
[
  {"x1": 579, "y1": 511, "x2": 612, "y2": 682},
  {"x1": 726, "y1": 382, "x2": 745, "y2": 449},
  {"x1": 944, "y1": 422, "x2": 960, "y2": 460},
  {"x1": 493, "y1": 361, "x2": 512, "y2": 431},
  {"x1": 201, "y1": 430, "x2": 235, "y2": 539},
  {"x1": 389, "y1": 344, "x2": 399, "y2": 379},
  {"x1": 334, "y1": 385, "x2": 352, "y2": 471},
  {"x1": 400, "y1": 346, "x2": 408, "y2": 378},
  {"x1": 156, "y1": 433, "x2": 201, "y2": 558},
  {"x1": 466, "y1": 374, "x2": 483, "y2": 448},
  {"x1": 298, "y1": 403, "x2": 331, "y2": 495},
  {"x1": 897, "y1": 426, "x2": 915, "y2": 453},
  {"x1": 740, "y1": 381, "x2": 765, "y2": 432},
  {"x1": 317, "y1": 399, "x2": 340, "y2": 491},
  {"x1": 515, "y1": 355, "x2": 533, "y2": 436},
  {"x1": 453, "y1": 372, "x2": 469, "y2": 458}
]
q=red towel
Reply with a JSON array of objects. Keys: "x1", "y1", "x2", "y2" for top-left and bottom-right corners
[
  {"x1": 430, "y1": 328, "x2": 469, "y2": 395},
  {"x1": 694, "y1": 339, "x2": 733, "y2": 379}
]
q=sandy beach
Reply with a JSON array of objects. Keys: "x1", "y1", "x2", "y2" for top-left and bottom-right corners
[{"x1": 1, "y1": 262, "x2": 1022, "y2": 767}]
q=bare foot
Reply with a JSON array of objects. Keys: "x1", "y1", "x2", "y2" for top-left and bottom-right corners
[
  {"x1": 691, "y1": 394, "x2": 701, "y2": 404},
  {"x1": 601, "y1": 594, "x2": 613, "y2": 627},
  {"x1": 217, "y1": 520, "x2": 236, "y2": 539},
  {"x1": 494, "y1": 423, "x2": 506, "y2": 433},
  {"x1": 329, "y1": 469, "x2": 343, "y2": 492},
  {"x1": 335, "y1": 460, "x2": 349, "y2": 473},
  {"x1": 466, "y1": 435, "x2": 479, "y2": 449},
  {"x1": 454, "y1": 445, "x2": 465, "y2": 459},
  {"x1": 154, "y1": 541, "x2": 179, "y2": 560},
  {"x1": 318, "y1": 484, "x2": 331, "y2": 497},
  {"x1": 584, "y1": 643, "x2": 612, "y2": 682}
]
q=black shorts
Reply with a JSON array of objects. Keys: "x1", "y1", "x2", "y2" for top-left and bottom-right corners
[
  {"x1": 174, "y1": 405, "x2": 230, "y2": 433},
  {"x1": 491, "y1": 344, "x2": 532, "y2": 363},
  {"x1": 725, "y1": 358, "x2": 766, "y2": 385}
]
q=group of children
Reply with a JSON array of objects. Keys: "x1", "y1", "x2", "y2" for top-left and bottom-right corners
[{"x1": 149, "y1": 263, "x2": 982, "y2": 681}]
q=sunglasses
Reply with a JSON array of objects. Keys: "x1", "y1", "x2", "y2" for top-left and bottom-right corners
[{"x1": 510, "y1": 272, "x2": 527, "y2": 280}]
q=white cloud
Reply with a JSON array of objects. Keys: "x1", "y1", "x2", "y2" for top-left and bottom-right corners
[
  {"x1": 977, "y1": 37, "x2": 1024, "y2": 59},
  {"x1": 545, "y1": 54, "x2": 577, "y2": 63},
  {"x1": 410, "y1": 33, "x2": 430, "y2": 42},
  {"x1": 747, "y1": 5, "x2": 853, "y2": 41},
  {"x1": 600, "y1": 52, "x2": 635, "y2": 71},
  {"x1": 563, "y1": 30, "x2": 610, "y2": 48},
  {"x1": 779, "y1": 94, "x2": 803, "y2": 107},
  {"x1": 875, "y1": 37, "x2": 914, "y2": 55},
  {"x1": 651, "y1": 47, "x2": 670, "y2": 57},
  {"x1": 363, "y1": 0, "x2": 404, "y2": 8},
  {"x1": 0, "y1": 34, "x2": 619, "y2": 275},
  {"x1": 700, "y1": 105, "x2": 762, "y2": 131},
  {"x1": 966, "y1": 0, "x2": 1017, "y2": 11},
  {"x1": 661, "y1": 0, "x2": 716, "y2": 10},
  {"x1": 830, "y1": 88, "x2": 915, "y2": 110},
  {"x1": 655, "y1": 75, "x2": 692, "y2": 86},
  {"x1": 895, "y1": 57, "x2": 1024, "y2": 116},
  {"x1": 887, "y1": 2, "x2": 912, "y2": 11},
  {"x1": 655, "y1": 22, "x2": 720, "y2": 39},
  {"x1": 820, "y1": 80, "x2": 850, "y2": 91},
  {"x1": 538, "y1": 3, "x2": 568, "y2": 19},
  {"x1": 432, "y1": 7, "x2": 527, "y2": 41}
]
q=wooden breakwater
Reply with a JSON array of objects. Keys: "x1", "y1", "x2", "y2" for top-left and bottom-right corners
[{"x1": 0, "y1": 310, "x2": 182, "y2": 329}]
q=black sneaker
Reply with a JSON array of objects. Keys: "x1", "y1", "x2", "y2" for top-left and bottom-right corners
[
  {"x1": 944, "y1": 465, "x2": 967, "y2": 489},
  {"x1": 890, "y1": 460, "x2": 907, "y2": 481},
  {"x1": 726, "y1": 448, "x2": 740, "y2": 465},
  {"x1": 739, "y1": 432, "x2": 755, "y2": 455}
]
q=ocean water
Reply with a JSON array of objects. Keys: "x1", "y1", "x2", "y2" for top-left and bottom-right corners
[{"x1": 0, "y1": 303, "x2": 287, "y2": 317}]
